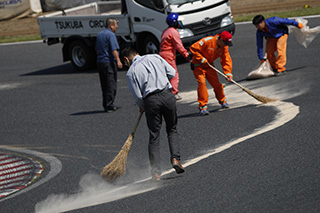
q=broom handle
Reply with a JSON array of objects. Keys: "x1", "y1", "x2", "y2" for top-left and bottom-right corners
[
  {"x1": 206, "y1": 62, "x2": 245, "y2": 90},
  {"x1": 131, "y1": 111, "x2": 144, "y2": 137}
]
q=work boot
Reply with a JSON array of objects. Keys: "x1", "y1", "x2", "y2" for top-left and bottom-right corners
[
  {"x1": 274, "y1": 69, "x2": 287, "y2": 76},
  {"x1": 199, "y1": 106, "x2": 209, "y2": 116},
  {"x1": 221, "y1": 101, "x2": 230, "y2": 109},
  {"x1": 175, "y1": 93, "x2": 182, "y2": 100},
  {"x1": 172, "y1": 158, "x2": 185, "y2": 174},
  {"x1": 105, "y1": 105, "x2": 120, "y2": 112}
]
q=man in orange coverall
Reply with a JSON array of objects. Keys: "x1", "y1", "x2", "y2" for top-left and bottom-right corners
[
  {"x1": 159, "y1": 13, "x2": 191, "y2": 100},
  {"x1": 190, "y1": 31, "x2": 233, "y2": 116}
]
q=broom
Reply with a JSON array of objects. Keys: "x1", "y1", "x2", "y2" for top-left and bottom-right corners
[
  {"x1": 100, "y1": 111, "x2": 144, "y2": 181},
  {"x1": 207, "y1": 62, "x2": 278, "y2": 103}
]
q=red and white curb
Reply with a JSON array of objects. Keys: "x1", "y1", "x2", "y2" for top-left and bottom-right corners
[{"x1": 0, "y1": 153, "x2": 43, "y2": 199}]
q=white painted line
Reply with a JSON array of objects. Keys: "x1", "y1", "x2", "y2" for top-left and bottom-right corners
[
  {"x1": 0, "y1": 83, "x2": 21, "y2": 90},
  {"x1": 0, "y1": 147, "x2": 62, "y2": 202},
  {"x1": 34, "y1": 100, "x2": 299, "y2": 212},
  {"x1": 235, "y1": 14, "x2": 320, "y2": 25},
  {"x1": 182, "y1": 101, "x2": 298, "y2": 169},
  {"x1": 34, "y1": 81, "x2": 303, "y2": 212}
]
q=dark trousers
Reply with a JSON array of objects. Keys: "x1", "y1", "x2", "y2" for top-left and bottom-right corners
[
  {"x1": 97, "y1": 62, "x2": 117, "y2": 110},
  {"x1": 144, "y1": 89, "x2": 180, "y2": 174}
]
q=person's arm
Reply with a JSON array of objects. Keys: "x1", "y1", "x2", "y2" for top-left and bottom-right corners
[
  {"x1": 220, "y1": 46, "x2": 233, "y2": 82},
  {"x1": 189, "y1": 39, "x2": 207, "y2": 65},
  {"x1": 126, "y1": 72, "x2": 145, "y2": 110},
  {"x1": 109, "y1": 33, "x2": 123, "y2": 69},
  {"x1": 172, "y1": 29, "x2": 189, "y2": 58},
  {"x1": 277, "y1": 17, "x2": 303, "y2": 28},
  {"x1": 256, "y1": 30, "x2": 264, "y2": 60},
  {"x1": 112, "y1": 50, "x2": 123, "y2": 69}
]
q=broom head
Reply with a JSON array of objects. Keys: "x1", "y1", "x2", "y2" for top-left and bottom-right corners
[
  {"x1": 100, "y1": 134, "x2": 133, "y2": 182},
  {"x1": 242, "y1": 87, "x2": 278, "y2": 103}
]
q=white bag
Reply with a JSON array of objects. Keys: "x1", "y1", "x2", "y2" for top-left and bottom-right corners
[
  {"x1": 247, "y1": 60, "x2": 274, "y2": 80},
  {"x1": 291, "y1": 18, "x2": 320, "y2": 48}
]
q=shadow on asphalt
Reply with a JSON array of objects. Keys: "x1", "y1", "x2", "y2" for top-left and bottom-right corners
[
  {"x1": 160, "y1": 175, "x2": 183, "y2": 181},
  {"x1": 20, "y1": 63, "x2": 94, "y2": 76},
  {"x1": 20, "y1": 63, "x2": 130, "y2": 76},
  {"x1": 178, "y1": 104, "x2": 258, "y2": 119},
  {"x1": 286, "y1": 66, "x2": 306, "y2": 73},
  {"x1": 70, "y1": 110, "x2": 106, "y2": 116},
  {"x1": 245, "y1": 66, "x2": 306, "y2": 81},
  {"x1": 178, "y1": 109, "x2": 228, "y2": 119}
]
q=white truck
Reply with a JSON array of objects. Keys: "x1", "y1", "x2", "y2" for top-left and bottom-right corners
[{"x1": 38, "y1": 0, "x2": 235, "y2": 70}]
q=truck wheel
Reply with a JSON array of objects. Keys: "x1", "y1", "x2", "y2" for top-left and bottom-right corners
[
  {"x1": 69, "y1": 41, "x2": 95, "y2": 71},
  {"x1": 142, "y1": 36, "x2": 159, "y2": 55}
]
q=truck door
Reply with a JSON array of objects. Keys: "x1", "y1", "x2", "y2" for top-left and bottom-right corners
[{"x1": 126, "y1": 0, "x2": 167, "y2": 54}]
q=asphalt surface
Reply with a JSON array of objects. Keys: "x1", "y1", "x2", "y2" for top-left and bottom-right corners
[{"x1": 0, "y1": 17, "x2": 320, "y2": 213}]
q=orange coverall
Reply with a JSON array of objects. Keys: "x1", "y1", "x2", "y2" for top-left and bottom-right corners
[
  {"x1": 159, "y1": 27, "x2": 189, "y2": 95},
  {"x1": 189, "y1": 35, "x2": 233, "y2": 109},
  {"x1": 266, "y1": 34, "x2": 288, "y2": 72}
]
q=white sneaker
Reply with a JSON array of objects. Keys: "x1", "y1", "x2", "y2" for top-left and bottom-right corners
[{"x1": 175, "y1": 93, "x2": 182, "y2": 100}]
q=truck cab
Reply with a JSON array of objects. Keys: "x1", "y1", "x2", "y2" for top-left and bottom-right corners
[{"x1": 125, "y1": 0, "x2": 235, "y2": 54}]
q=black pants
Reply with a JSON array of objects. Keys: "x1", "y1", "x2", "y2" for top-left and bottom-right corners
[
  {"x1": 97, "y1": 62, "x2": 117, "y2": 110},
  {"x1": 144, "y1": 89, "x2": 180, "y2": 175}
]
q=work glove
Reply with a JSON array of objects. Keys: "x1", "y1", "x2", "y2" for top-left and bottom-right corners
[
  {"x1": 185, "y1": 51, "x2": 193, "y2": 62},
  {"x1": 260, "y1": 54, "x2": 267, "y2": 63},
  {"x1": 298, "y1": 22, "x2": 303, "y2": 29},
  {"x1": 226, "y1": 74, "x2": 233, "y2": 82},
  {"x1": 190, "y1": 63, "x2": 195, "y2": 70}
]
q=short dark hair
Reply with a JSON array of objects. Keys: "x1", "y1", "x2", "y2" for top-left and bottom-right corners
[
  {"x1": 121, "y1": 47, "x2": 137, "y2": 58},
  {"x1": 106, "y1": 18, "x2": 117, "y2": 28},
  {"x1": 252, "y1": 15, "x2": 265, "y2": 25}
]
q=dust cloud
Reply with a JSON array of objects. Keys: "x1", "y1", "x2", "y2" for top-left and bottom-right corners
[
  {"x1": 178, "y1": 78, "x2": 309, "y2": 108},
  {"x1": 34, "y1": 173, "x2": 158, "y2": 213},
  {"x1": 35, "y1": 79, "x2": 308, "y2": 213}
]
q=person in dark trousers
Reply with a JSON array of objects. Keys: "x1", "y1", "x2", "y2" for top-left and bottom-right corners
[
  {"x1": 122, "y1": 47, "x2": 185, "y2": 181},
  {"x1": 96, "y1": 18, "x2": 123, "y2": 112},
  {"x1": 252, "y1": 15, "x2": 303, "y2": 76}
]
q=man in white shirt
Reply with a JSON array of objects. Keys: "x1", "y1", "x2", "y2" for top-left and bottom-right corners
[{"x1": 122, "y1": 47, "x2": 185, "y2": 181}]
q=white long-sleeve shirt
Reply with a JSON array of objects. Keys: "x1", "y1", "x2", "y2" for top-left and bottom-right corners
[{"x1": 126, "y1": 54, "x2": 176, "y2": 110}]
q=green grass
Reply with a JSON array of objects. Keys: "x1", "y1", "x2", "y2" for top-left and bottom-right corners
[
  {"x1": 1, "y1": 6, "x2": 319, "y2": 44},
  {"x1": 233, "y1": 5, "x2": 320, "y2": 23},
  {"x1": 0, "y1": 34, "x2": 42, "y2": 44}
]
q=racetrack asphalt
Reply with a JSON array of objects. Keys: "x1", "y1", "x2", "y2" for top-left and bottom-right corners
[{"x1": 1, "y1": 16, "x2": 320, "y2": 213}]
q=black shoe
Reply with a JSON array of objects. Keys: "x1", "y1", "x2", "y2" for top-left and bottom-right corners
[
  {"x1": 274, "y1": 70, "x2": 286, "y2": 76},
  {"x1": 172, "y1": 158, "x2": 185, "y2": 174},
  {"x1": 174, "y1": 93, "x2": 182, "y2": 100},
  {"x1": 105, "y1": 106, "x2": 120, "y2": 112}
]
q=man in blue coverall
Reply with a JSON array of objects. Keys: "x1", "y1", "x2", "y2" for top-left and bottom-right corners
[
  {"x1": 252, "y1": 15, "x2": 303, "y2": 76},
  {"x1": 96, "y1": 18, "x2": 123, "y2": 112}
]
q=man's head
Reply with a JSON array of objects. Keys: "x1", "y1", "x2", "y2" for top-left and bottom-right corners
[
  {"x1": 121, "y1": 47, "x2": 138, "y2": 67},
  {"x1": 107, "y1": 18, "x2": 118, "y2": 33},
  {"x1": 218, "y1": 31, "x2": 233, "y2": 47},
  {"x1": 252, "y1": 15, "x2": 266, "y2": 31}
]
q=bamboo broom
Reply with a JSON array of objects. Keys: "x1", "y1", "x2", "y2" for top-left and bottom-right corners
[
  {"x1": 100, "y1": 111, "x2": 144, "y2": 181},
  {"x1": 207, "y1": 62, "x2": 278, "y2": 103}
]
